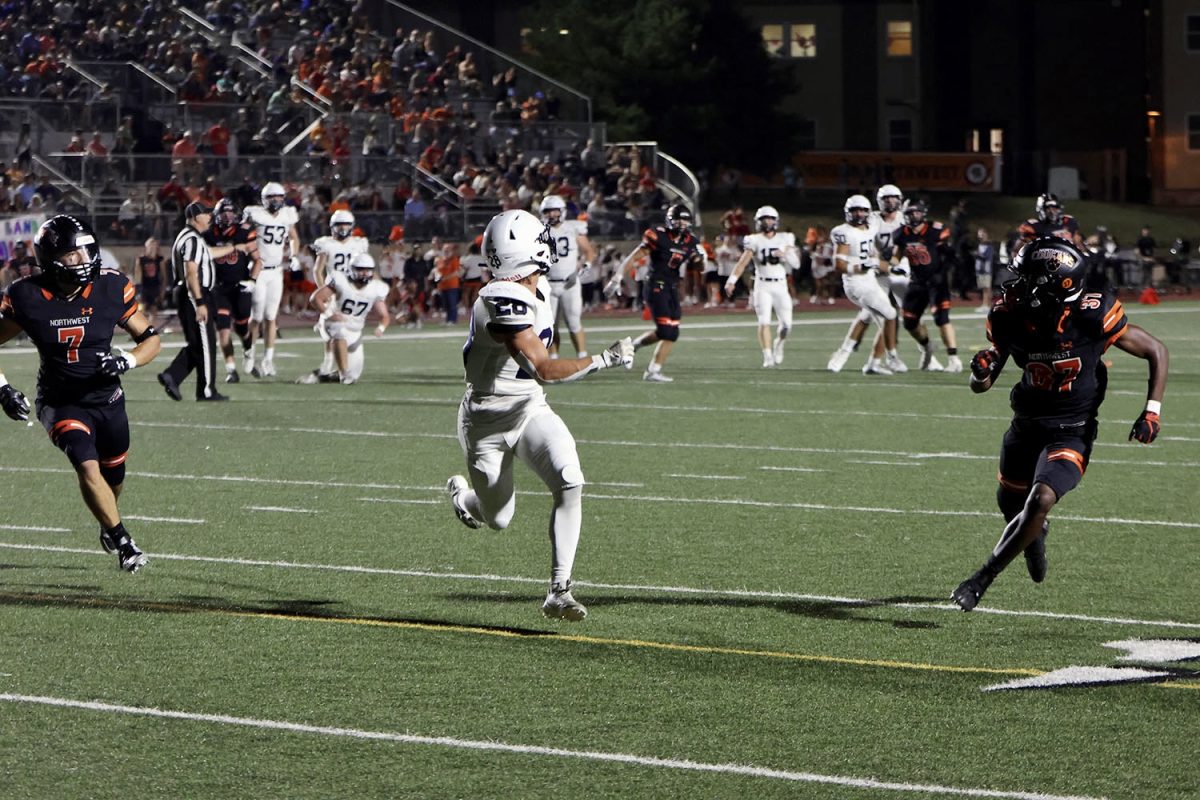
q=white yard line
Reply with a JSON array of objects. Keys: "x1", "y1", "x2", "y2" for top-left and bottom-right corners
[
  {"x1": 2, "y1": 541, "x2": 1198, "y2": 632},
  {"x1": 666, "y1": 474, "x2": 746, "y2": 480},
  {"x1": 0, "y1": 692, "x2": 1107, "y2": 800},
  {"x1": 758, "y1": 466, "x2": 827, "y2": 473},
  {"x1": 246, "y1": 506, "x2": 318, "y2": 514},
  {"x1": 122, "y1": 422, "x2": 1200, "y2": 467},
  {"x1": 123, "y1": 515, "x2": 205, "y2": 525},
  {"x1": 848, "y1": 460, "x2": 924, "y2": 467},
  {"x1": 358, "y1": 498, "x2": 441, "y2": 505},
  {"x1": 0, "y1": 524, "x2": 71, "y2": 533},
  {"x1": 0, "y1": 465, "x2": 1193, "y2": 530}
]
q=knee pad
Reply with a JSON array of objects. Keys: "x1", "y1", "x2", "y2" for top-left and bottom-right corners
[
  {"x1": 996, "y1": 485, "x2": 1025, "y2": 522},
  {"x1": 559, "y1": 464, "x2": 585, "y2": 491},
  {"x1": 655, "y1": 322, "x2": 680, "y2": 342},
  {"x1": 234, "y1": 320, "x2": 250, "y2": 339},
  {"x1": 933, "y1": 305, "x2": 951, "y2": 327},
  {"x1": 902, "y1": 314, "x2": 920, "y2": 332},
  {"x1": 777, "y1": 324, "x2": 790, "y2": 338},
  {"x1": 99, "y1": 452, "x2": 128, "y2": 487},
  {"x1": 51, "y1": 426, "x2": 97, "y2": 468}
]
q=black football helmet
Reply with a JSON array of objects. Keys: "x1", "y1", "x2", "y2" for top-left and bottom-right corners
[
  {"x1": 1035, "y1": 193, "x2": 1063, "y2": 224},
  {"x1": 902, "y1": 199, "x2": 928, "y2": 227},
  {"x1": 34, "y1": 214, "x2": 101, "y2": 293},
  {"x1": 665, "y1": 203, "x2": 692, "y2": 234},
  {"x1": 214, "y1": 198, "x2": 239, "y2": 228},
  {"x1": 1008, "y1": 236, "x2": 1087, "y2": 310}
]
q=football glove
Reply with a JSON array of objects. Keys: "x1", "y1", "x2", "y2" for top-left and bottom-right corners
[
  {"x1": 288, "y1": 256, "x2": 301, "y2": 272},
  {"x1": 0, "y1": 383, "x2": 30, "y2": 421},
  {"x1": 1128, "y1": 410, "x2": 1160, "y2": 444},
  {"x1": 970, "y1": 348, "x2": 999, "y2": 382},
  {"x1": 603, "y1": 278, "x2": 622, "y2": 298},
  {"x1": 97, "y1": 349, "x2": 135, "y2": 377},
  {"x1": 600, "y1": 337, "x2": 635, "y2": 370},
  {"x1": 563, "y1": 272, "x2": 578, "y2": 290}
]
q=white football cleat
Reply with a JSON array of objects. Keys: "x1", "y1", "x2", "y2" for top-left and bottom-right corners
[
  {"x1": 446, "y1": 475, "x2": 481, "y2": 529},
  {"x1": 242, "y1": 353, "x2": 255, "y2": 375},
  {"x1": 885, "y1": 353, "x2": 909, "y2": 373},
  {"x1": 862, "y1": 360, "x2": 894, "y2": 376},
  {"x1": 762, "y1": 353, "x2": 776, "y2": 369},
  {"x1": 827, "y1": 349, "x2": 851, "y2": 373},
  {"x1": 542, "y1": 581, "x2": 587, "y2": 621},
  {"x1": 919, "y1": 348, "x2": 944, "y2": 372},
  {"x1": 945, "y1": 355, "x2": 964, "y2": 373},
  {"x1": 643, "y1": 370, "x2": 674, "y2": 383},
  {"x1": 772, "y1": 338, "x2": 785, "y2": 364},
  {"x1": 260, "y1": 359, "x2": 276, "y2": 377}
]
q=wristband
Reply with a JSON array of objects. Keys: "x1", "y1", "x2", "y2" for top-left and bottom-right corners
[
  {"x1": 0, "y1": 371, "x2": 8, "y2": 387},
  {"x1": 1145, "y1": 400, "x2": 1161, "y2": 415},
  {"x1": 124, "y1": 351, "x2": 139, "y2": 370}
]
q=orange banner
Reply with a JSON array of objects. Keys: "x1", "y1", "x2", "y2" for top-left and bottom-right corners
[{"x1": 786, "y1": 152, "x2": 1002, "y2": 192}]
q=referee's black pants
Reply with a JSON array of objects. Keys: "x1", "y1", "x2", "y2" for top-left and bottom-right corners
[{"x1": 164, "y1": 285, "x2": 219, "y2": 399}]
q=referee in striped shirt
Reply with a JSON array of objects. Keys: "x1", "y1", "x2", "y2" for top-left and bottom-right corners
[{"x1": 158, "y1": 202, "x2": 249, "y2": 401}]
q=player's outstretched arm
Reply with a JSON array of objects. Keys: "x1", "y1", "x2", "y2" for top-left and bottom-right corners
[
  {"x1": 500, "y1": 328, "x2": 633, "y2": 384},
  {"x1": 1114, "y1": 325, "x2": 1168, "y2": 443},
  {"x1": 0, "y1": 318, "x2": 30, "y2": 421}
]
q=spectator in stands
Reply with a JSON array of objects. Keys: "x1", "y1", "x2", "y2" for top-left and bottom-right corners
[
  {"x1": 137, "y1": 237, "x2": 166, "y2": 322},
  {"x1": 172, "y1": 130, "x2": 200, "y2": 183},
  {"x1": 434, "y1": 242, "x2": 462, "y2": 325},
  {"x1": 15, "y1": 173, "x2": 37, "y2": 209},
  {"x1": 197, "y1": 177, "x2": 224, "y2": 207},
  {"x1": 1136, "y1": 226, "x2": 1156, "y2": 284},
  {"x1": 34, "y1": 175, "x2": 61, "y2": 208},
  {"x1": 404, "y1": 188, "x2": 429, "y2": 239},
  {"x1": 206, "y1": 118, "x2": 232, "y2": 171},
  {"x1": 975, "y1": 228, "x2": 997, "y2": 311},
  {"x1": 157, "y1": 172, "x2": 189, "y2": 216}
]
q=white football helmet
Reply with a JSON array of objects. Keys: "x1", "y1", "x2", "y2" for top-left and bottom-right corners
[
  {"x1": 876, "y1": 184, "x2": 903, "y2": 213},
  {"x1": 330, "y1": 209, "x2": 355, "y2": 239},
  {"x1": 539, "y1": 194, "x2": 566, "y2": 225},
  {"x1": 754, "y1": 205, "x2": 779, "y2": 233},
  {"x1": 844, "y1": 195, "x2": 872, "y2": 227},
  {"x1": 350, "y1": 252, "x2": 376, "y2": 285},
  {"x1": 482, "y1": 209, "x2": 556, "y2": 281},
  {"x1": 261, "y1": 181, "x2": 286, "y2": 212}
]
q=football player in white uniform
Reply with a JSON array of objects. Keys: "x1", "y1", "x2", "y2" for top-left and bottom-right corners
[
  {"x1": 539, "y1": 194, "x2": 597, "y2": 358},
  {"x1": 724, "y1": 206, "x2": 797, "y2": 367},
  {"x1": 242, "y1": 182, "x2": 300, "y2": 377},
  {"x1": 827, "y1": 195, "x2": 903, "y2": 375},
  {"x1": 828, "y1": 184, "x2": 909, "y2": 374},
  {"x1": 303, "y1": 253, "x2": 390, "y2": 384},
  {"x1": 447, "y1": 210, "x2": 634, "y2": 621},
  {"x1": 311, "y1": 210, "x2": 369, "y2": 380}
]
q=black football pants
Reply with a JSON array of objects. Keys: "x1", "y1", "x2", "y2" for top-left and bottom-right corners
[{"x1": 164, "y1": 285, "x2": 219, "y2": 399}]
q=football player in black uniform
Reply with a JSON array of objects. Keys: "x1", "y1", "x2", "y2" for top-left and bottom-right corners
[
  {"x1": 204, "y1": 198, "x2": 260, "y2": 383},
  {"x1": 0, "y1": 215, "x2": 163, "y2": 572},
  {"x1": 951, "y1": 237, "x2": 1168, "y2": 611},
  {"x1": 609, "y1": 204, "x2": 704, "y2": 382},
  {"x1": 892, "y1": 199, "x2": 962, "y2": 371},
  {"x1": 1016, "y1": 193, "x2": 1084, "y2": 248}
]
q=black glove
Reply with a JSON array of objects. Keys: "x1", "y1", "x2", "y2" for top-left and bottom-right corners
[
  {"x1": 969, "y1": 348, "x2": 999, "y2": 382},
  {"x1": 563, "y1": 272, "x2": 578, "y2": 290},
  {"x1": 97, "y1": 351, "x2": 134, "y2": 377},
  {"x1": 0, "y1": 383, "x2": 30, "y2": 421},
  {"x1": 1129, "y1": 410, "x2": 1160, "y2": 444}
]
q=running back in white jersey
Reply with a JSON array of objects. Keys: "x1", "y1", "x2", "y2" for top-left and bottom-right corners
[
  {"x1": 463, "y1": 277, "x2": 553, "y2": 397},
  {"x1": 243, "y1": 205, "x2": 300, "y2": 266},
  {"x1": 546, "y1": 219, "x2": 589, "y2": 279},
  {"x1": 870, "y1": 210, "x2": 904, "y2": 261},
  {"x1": 741, "y1": 231, "x2": 797, "y2": 280},
  {"x1": 313, "y1": 235, "x2": 369, "y2": 277},
  {"x1": 328, "y1": 272, "x2": 389, "y2": 333},
  {"x1": 830, "y1": 220, "x2": 880, "y2": 271}
]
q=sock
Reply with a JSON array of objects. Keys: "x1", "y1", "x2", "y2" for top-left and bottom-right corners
[
  {"x1": 103, "y1": 521, "x2": 131, "y2": 548},
  {"x1": 887, "y1": 348, "x2": 899, "y2": 358},
  {"x1": 549, "y1": 485, "x2": 583, "y2": 587},
  {"x1": 947, "y1": 347, "x2": 958, "y2": 356},
  {"x1": 225, "y1": 360, "x2": 236, "y2": 373},
  {"x1": 265, "y1": 346, "x2": 275, "y2": 362},
  {"x1": 319, "y1": 349, "x2": 335, "y2": 375},
  {"x1": 841, "y1": 336, "x2": 856, "y2": 352},
  {"x1": 762, "y1": 348, "x2": 773, "y2": 359},
  {"x1": 577, "y1": 350, "x2": 587, "y2": 357},
  {"x1": 647, "y1": 361, "x2": 662, "y2": 374}
]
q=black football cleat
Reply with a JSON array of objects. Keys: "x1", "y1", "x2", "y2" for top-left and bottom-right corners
[
  {"x1": 951, "y1": 573, "x2": 993, "y2": 612},
  {"x1": 198, "y1": 392, "x2": 230, "y2": 402},
  {"x1": 157, "y1": 372, "x2": 182, "y2": 401},
  {"x1": 225, "y1": 370, "x2": 240, "y2": 384},
  {"x1": 1024, "y1": 521, "x2": 1050, "y2": 583}
]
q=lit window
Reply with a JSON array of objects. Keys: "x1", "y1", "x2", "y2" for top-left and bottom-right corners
[
  {"x1": 761, "y1": 25, "x2": 785, "y2": 58},
  {"x1": 887, "y1": 21, "x2": 913, "y2": 57},
  {"x1": 989, "y1": 128, "x2": 1004, "y2": 154},
  {"x1": 1188, "y1": 15, "x2": 1200, "y2": 51},
  {"x1": 889, "y1": 119, "x2": 913, "y2": 152},
  {"x1": 790, "y1": 24, "x2": 817, "y2": 58},
  {"x1": 1188, "y1": 113, "x2": 1200, "y2": 151}
]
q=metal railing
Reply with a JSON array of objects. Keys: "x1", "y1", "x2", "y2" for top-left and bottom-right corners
[{"x1": 607, "y1": 141, "x2": 703, "y2": 224}]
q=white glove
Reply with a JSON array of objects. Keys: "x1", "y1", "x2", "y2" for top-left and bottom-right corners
[
  {"x1": 723, "y1": 278, "x2": 736, "y2": 295},
  {"x1": 603, "y1": 278, "x2": 622, "y2": 298},
  {"x1": 890, "y1": 257, "x2": 910, "y2": 277},
  {"x1": 288, "y1": 256, "x2": 300, "y2": 272},
  {"x1": 600, "y1": 337, "x2": 635, "y2": 369}
]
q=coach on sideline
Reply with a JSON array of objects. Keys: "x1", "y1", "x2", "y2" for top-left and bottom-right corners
[{"x1": 158, "y1": 202, "x2": 251, "y2": 401}]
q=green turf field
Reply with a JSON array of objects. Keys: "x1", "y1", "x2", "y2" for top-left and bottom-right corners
[{"x1": 1, "y1": 301, "x2": 1198, "y2": 800}]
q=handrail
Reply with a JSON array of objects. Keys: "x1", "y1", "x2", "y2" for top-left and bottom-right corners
[
  {"x1": 281, "y1": 117, "x2": 322, "y2": 155},
  {"x1": 32, "y1": 154, "x2": 94, "y2": 201},
  {"x1": 230, "y1": 37, "x2": 330, "y2": 115},
  {"x1": 177, "y1": 6, "x2": 218, "y2": 36},
  {"x1": 63, "y1": 59, "x2": 107, "y2": 92},
  {"x1": 127, "y1": 61, "x2": 176, "y2": 95},
  {"x1": 384, "y1": 0, "x2": 592, "y2": 123}
]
